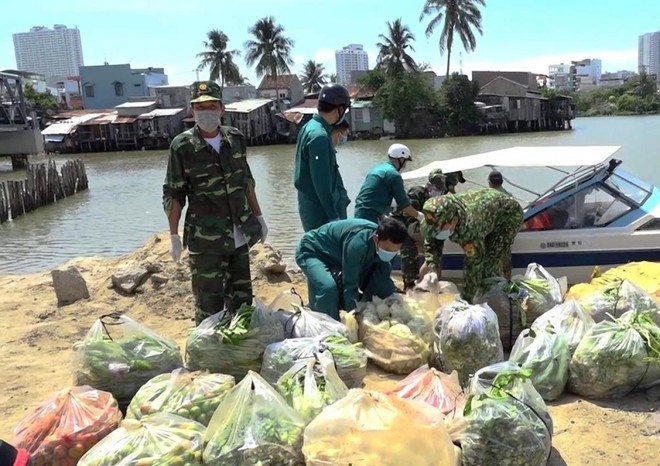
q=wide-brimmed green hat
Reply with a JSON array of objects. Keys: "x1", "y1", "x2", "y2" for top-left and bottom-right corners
[{"x1": 190, "y1": 80, "x2": 222, "y2": 103}]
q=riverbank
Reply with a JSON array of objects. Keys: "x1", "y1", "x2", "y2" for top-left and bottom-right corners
[{"x1": 0, "y1": 232, "x2": 658, "y2": 464}]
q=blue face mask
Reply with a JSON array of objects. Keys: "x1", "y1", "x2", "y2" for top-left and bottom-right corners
[
  {"x1": 435, "y1": 229, "x2": 451, "y2": 241},
  {"x1": 377, "y1": 247, "x2": 398, "y2": 262}
]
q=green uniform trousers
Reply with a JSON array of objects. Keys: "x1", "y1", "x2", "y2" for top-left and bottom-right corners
[{"x1": 295, "y1": 244, "x2": 341, "y2": 320}]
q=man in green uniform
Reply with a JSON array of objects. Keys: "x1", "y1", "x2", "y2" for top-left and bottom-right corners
[
  {"x1": 354, "y1": 143, "x2": 425, "y2": 224},
  {"x1": 163, "y1": 81, "x2": 267, "y2": 325},
  {"x1": 391, "y1": 169, "x2": 446, "y2": 290},
  {"x1": 444, "y1": 171, "x2": 466, "y2": 194},
  {"x1": 421, "y1": 189, "x2": 523, "y2": 302},
  {"x1": 295, "y1": 217, "x2": 407, "y2": 319},
  {"x1": 294, "y1": 83, "x2": 351, "y2": 232},
  {"x1": 488, "y1": 170, "x2": 511, "y2": 196}
]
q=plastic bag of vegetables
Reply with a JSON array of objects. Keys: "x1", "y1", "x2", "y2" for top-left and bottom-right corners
[
  {"x1": 462, "y1": 361, "x2": 553, "y2": 466},
  {"x1": 126, "y1": 368, "x2": 234, "y2": 426},
  {"x1": 568, "y1": 310, "x2": 660, "y2": 398},
  {"x1": 12, "y1": 386, "x2": 122, "y2": 466},
  {"x1": 578, "y1": 279, "x2": 660, "y2": 324},
  {"x1": 185, "y1": 301, "x2": 283, "y2": 381},
  {"x1": 270, "y1": 290, "x2": 349, "y2": 339},
  {"x1": 510, "y1": 328, "x2": 570, "y2": 401},
  {"x1": 72, "y1": 313, "x2": 183, "y2": 406},
  {"x1": 531, "y1": 299, "x2": 594, "y2": 355},
  {"x1": 433, "y1": 300, "x2": 504, "y2": 385},
  {"x1": 203, "y1": 371, "x2": 306, "y2": 465},
  {"x1": 261, "y1": 334, "x2": 367, "y2": 389},
  {"x1": 386, "y1": 364, "x2": 465, "y2": 415},
  {"x1": 276, "y1": 351, "x2": 348, "y2": 423},
  {"x1": 357, "y1": 294, "x2": 435, "y2": 375},
  {"x1": 302, "y1": 389, "x2": 457, "y2": 466},
  {"x1": 77, "y1": 413, "x2": 204, "y2": 466}
]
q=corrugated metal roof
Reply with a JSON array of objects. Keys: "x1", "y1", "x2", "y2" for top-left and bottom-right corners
[
  {"x1": 351, "y1": 100, "x2": 373, "y2": 109},
  {"x1": 42, "y1": 123, "x2": 76, "y2": 135},
  {"x1": 114, "y1": 116, "x2": 138, "y2": 124},
  {"x1": 224, "y1": 99, "x2": 273, "y2": 114},
  {"x1": 81, "y1": 113, "x2": 118, "y2": 125},
  {"x1": 115, "y1": 101, "x2": 157, "y2": 108},
  {"x1": 284, "y1": 107, "x2": 316, "y2": 115},
  {"x1": 138, "y1": 108, "x2": 185, "y2": 119}
]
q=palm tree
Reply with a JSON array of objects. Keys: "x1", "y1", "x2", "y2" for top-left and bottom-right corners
[
  {"x1": 420, "y1": 0, "x2": 486, "y2": 78},
  {"x1": 196, "y1": 29, "x2": 241, "y2": 90},
  {"x1": 328, "y1": 73, "x2": 338, "y2": 83},
  {"x1": 227, "y1": 73, "x2": 251, "y2": 86},
  {"x1": 376, "y1": 18, "x2": 418, "y2": 76},
  {"x1": 300, "y1": 60, "x2": 327, "y2": 93},
  {"x1": 244, "y1": 16, "x2": 295, "y2": 103}
]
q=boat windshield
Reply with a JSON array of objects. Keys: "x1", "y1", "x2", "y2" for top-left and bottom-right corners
[
  {"x1": 526, "y1": 164, "x2": 601, "y2": 209},
  {"x1": 603, "y1": 170, "x2": 652, "y2": 206}
]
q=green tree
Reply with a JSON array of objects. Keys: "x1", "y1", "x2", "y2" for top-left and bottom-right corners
[
  {"x1": 300, "y1": 60, "x2": 327, "y2": 93},
  {"x1": 328, "y1": 73, "x2": 338, "y2": 83},
  {"x1": 24, "y1": 84, "x2": 58, "y2": 122},
  {"x1": 628, "y1": 70, "x2": 657, "y2": 98},
  {"x1": 358, "y1": 68, "x2": 388, "y2": 93},
  {"x1": 376, "y1": 18, "x2": 418, "y2": 76},
  {"x1": 196, "y1": 29, "x2": 241, "y2": 89},
  {"x1": 226, "y1": 73, "x2": 251, "y2": 86},
  {"x1": 438, "y1": 73, "x2": 481, "y2": 135},
  {"x1": 244, "y1": 16, "x2": 295, "y2": 102},
  {"x1": 420, "y1": 0, "x2": 486, "y2": 77}
]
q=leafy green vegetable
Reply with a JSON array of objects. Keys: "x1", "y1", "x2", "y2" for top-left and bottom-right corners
[
  {"x1": 580, "y1": 279, "x2": 660, "y2": 324},
  {"x1": 531, "y1": 299, "x2": 594, "y2": 355}
]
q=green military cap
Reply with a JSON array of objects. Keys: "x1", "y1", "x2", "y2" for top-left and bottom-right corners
[
  {"x1": 190, "y1": 80, "x2": 222, "y2": 103},
  {"x1": 428, "y1": 169, "x2": 446, "y2": 192},
  {"x1": 422, "y1": 195, "x2": 461, "y2": 236}
]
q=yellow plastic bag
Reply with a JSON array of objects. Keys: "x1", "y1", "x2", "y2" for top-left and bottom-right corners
[{"x1": 302, "y1": 389, "x2": 457, "y2": 466}]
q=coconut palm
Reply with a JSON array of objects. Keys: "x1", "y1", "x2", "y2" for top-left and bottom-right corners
[
  {"x1": 376, "y1": 18, "x2": 418, "y2": 76},
  {"x1": 328, "y1": 73, "x2": 338, "y2": 83},
  {"x1": 227, "y1": 73, "x2": 251, "y2": 86},
  {"x1": 420, "y1": 0, "x2": 486, "y2": 77},
  {"x1": 300, "y1": 60, "x2": 327, "y2": 93},
  {"x1": 196, "y1": 29, "x2": 241, "y2": 89},
  {"x1": 244, "y1": 16, "x2": 295, "y2": 102}
]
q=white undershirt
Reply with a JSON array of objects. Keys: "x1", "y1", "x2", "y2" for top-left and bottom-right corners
[{"x1": 203, "y1": 135, "x2": 246, "y2": 249}]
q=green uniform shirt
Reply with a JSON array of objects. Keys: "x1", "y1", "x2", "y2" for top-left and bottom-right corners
[
  {"x1": 494, "y1": 185, "x2": 511, "y2": 196},
  {"x1": 354, "y1": 161, "x2": 410, "y2": 223},
  {"x1": 391, "y1": 185, "x2": 429, "y2": 227},
  {"x1": 162, "y1": 125, "x2": 261, "y2": 255},
  {"x1": 298, "y1": 218, "x2": 397, "y2": 310}
]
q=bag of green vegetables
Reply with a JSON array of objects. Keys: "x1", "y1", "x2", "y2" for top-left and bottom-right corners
[
  {"x1": 72, "y1": 313, "x2": 183, "y2": 407},
  {"x1": 203, "y1": 371, "x2": 306, "y2": 465},
  {"x1": 276, "y1": 351, "x2": 348, "y2": 423},
  {"x1": 568, "y1": 310, "x2": 660, "y2": 399},
  {"x1": 185, "y1": 301, "x2": 283, "y2": 381},
  {"x1": 510, "y1": 328, "x2": 570, "y2": 401},
  {"x1": 126, "y1": 368, "x2": 235, "y2": 426},
  {"x1": 462, "y1": 361, "x2": 553, "y2": 466},
  {"x1": 578, "y1": 279, "x2": 660, "y2": 324},
  {"x1": 531, "y1": 299, "x2": 594, "y2": 355}
]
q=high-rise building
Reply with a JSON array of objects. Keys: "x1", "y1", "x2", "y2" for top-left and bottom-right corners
[
  {"x1": 548, "y1": 63, "x2": 577, "y2": 91},
  {"x1": 572, "y1": 58, "x2": 602, "y2": 84},
  {"x1": 335, "y1": 44, "x2": 369, "y2": 85},
  {"x1": 638, "y1": 31, "x2": 660, "y2": 77},
  {"x1": 13, "y1": 25, "x2": 84, "y2": 78}
]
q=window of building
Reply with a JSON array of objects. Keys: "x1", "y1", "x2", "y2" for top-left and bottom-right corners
[
  {"x1": 114, "y1": 82, "x2": 124, "y2": 97},
  {"x1": 279, "y1": 92, "x2": 286, "y2": 98},
  {"x1": 84, "y1": 85, "x2": 94, "y2": 98}
]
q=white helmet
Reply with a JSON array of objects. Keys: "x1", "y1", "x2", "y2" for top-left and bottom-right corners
[{"x1": 387, "y1": 143, "x2": 413, "y2": 161}]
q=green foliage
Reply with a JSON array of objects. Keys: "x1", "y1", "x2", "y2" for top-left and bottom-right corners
[
  {"x1": 376, "y1": 18, "x2": 418, "y2": 76},
  {"x1": 24, "y1": 84, "x2": 59, "y2": 118},
  {"x1": 300, "y1": 61, "x2": 327, "y2": 94},
  {"x1": 244, "y1": 16, "x2": 294, "y2": 79},
  {"x1": 196, "y1": 29, "x2": 241, "y2": 88},
  {"x1": 438, "y1": 73, "x2": 482, "y2": 135},
  {"x1": 358, "y1": 68, "x2": 388, "y2": 93},
  {"x1": 573, "y1": 72, "x2": 660, "y2": 117}
]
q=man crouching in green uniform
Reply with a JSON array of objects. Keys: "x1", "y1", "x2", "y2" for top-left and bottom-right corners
[
  {"x1": 163, "y1": 81, "x2": 268, "y2": 325},
  {"x1": 421, "y1": 189, "x2": 523, "y2": 302},
  {"x1": 295, "y1": 217, "x2": 407, "y2": 320}
]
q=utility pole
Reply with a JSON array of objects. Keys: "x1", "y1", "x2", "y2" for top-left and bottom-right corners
[
  {"x1": 460, "y1": 52, "x2": 463, "y2": 75},
  {"x1": 194, "y1": 68, "x2": 200, "y2": 81}
]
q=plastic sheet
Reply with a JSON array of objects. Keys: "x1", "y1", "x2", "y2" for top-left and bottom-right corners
[{"x1": 531, "y1": 299, "x2": 595, "y2": 355}]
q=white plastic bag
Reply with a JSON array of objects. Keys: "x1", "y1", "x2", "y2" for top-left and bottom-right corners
[{"x1": 531, "y1": 299, "x2": 594, "y2": 355}]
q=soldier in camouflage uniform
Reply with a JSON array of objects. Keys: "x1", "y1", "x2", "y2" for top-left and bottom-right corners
[
  {"x1": 421, "y1": 188, "x2": 523, "y2": 302},
  {"x1": 163, "y1": 81, "x2": 267, "y2": 325},
  {"x1": 391, "y1": 169, "x2": 446, "y2": 290}
]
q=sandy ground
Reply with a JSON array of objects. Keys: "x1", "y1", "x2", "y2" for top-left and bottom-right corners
[{"x1": 0, "y1": 233, "x2": 658, "y2": 465}]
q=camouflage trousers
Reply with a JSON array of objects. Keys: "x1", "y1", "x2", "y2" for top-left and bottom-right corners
[
  {"x1": 401, "y1": 235, "x2": 421, "y2": 290},
  {"x1": 188, "y1": 245, "x2": 253, "y2": 325}
]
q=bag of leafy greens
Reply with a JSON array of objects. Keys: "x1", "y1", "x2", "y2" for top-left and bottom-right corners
[
  {"x1": 578, "y1": 279, "x2": 660, "y2": 324},
  {"x1": 462, "y1": 361, "x2": 553, "y2": 466},
  {"x1": 261, "y1": 335, "x2": 367, "y2": 389},
  {"x1": 433, "y1": 300, "x2": 504, "y2": 386},
  {"x1": 72, "y1": 313, "x2": 183, "y2": 407},
  {"x1": 531, "y1": 299, "x2": 594, "y2": 355},
  {"x1": 568, "y1": 310, "x2": 660, "y2": 398},
  {"x1": 203, "y1": 371, "x2": 306, "y2": 465},
  {"x1": 276, "y1": 351, "x2": 348, "y2": 423},
  {"x1": 270, "y1": 290, "x2": 349, "y2": 339},
  {"x1": 185, "y1": 301, "x2": 283, "y2": 381},
  {"x1": 510, "y1": 328, "x2": 570, "y2": 401}
]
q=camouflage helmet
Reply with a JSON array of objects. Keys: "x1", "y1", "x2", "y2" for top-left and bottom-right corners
[
  {"x1": 190, "y1": 80, "x2": 222, "y2": 103},
  {"x1": 428, "y1": 169, "x2": 446, "y2": 192}
]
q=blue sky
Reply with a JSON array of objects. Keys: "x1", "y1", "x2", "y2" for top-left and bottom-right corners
[{"x1": 1, "y1": 0, "x2": 658, "y2": 86}]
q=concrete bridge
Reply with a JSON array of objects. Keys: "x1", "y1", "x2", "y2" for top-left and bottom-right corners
[{"x1": 0, "y1": 72, "x2": 44, "y2": 169}]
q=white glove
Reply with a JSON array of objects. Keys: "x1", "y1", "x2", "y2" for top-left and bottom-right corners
[
  {"x1": 170, "y1": 234, "x2": 182, "y2": 263},
  {"x1": 257, "y1": 216, "x2": 268, "y2": 242},
  {"x1": 415, "y1": 211, "x2": 425, "y2": 222},
  {"x1": 407, "y1": 222, "x2": 419, "y2": 236}
]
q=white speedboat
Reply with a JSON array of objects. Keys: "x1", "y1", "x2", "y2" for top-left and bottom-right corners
[{"x1": 398, "y1": 146, "x2": 660, "y2": 284}]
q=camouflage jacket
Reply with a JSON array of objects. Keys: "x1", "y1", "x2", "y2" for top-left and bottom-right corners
[
  {"x1": 162, "y1": 126, "x2": 262, "y2": 254},
  {"x1": 391, "y1": 185, "x2": 429, "y2": 227}
]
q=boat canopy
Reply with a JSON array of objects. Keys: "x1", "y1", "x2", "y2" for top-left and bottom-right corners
[{"x1": 401, "y1": 146, "x2": 622, "y2": 181}]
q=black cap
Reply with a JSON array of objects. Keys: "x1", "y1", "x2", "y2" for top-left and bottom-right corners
[
  {"x1": 488, "y1": 170, "x2": 504, "y2": 184},
  {"x1": 319, "y1": 83, "x2": 351, "y2": 107},
  {"x1": 456, "y1": 171, "x2": 466, "y2": 183}
]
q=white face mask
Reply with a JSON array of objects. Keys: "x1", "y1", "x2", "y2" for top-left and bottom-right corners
[{"x1": 194, "y1": 110, "x2": 221, "y2": 132}]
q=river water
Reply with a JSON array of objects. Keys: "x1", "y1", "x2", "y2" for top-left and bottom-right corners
[{"x1": 1, "y1": 115, "x2": 660, "y2": 274}]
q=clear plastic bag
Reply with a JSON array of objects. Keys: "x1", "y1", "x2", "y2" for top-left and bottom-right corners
[
  {"x1": 462, "y1": 361, "x2": 553, "y2": 466},
  {"x1": 72, "y1": 313, "x2": 183, "y2": 405},
  {"x1": 77, "y1": 413, "x2": 204, "y2": 466},
  {"x1": 568, "y1": 310, "x2": 660, "y2": 398},
  {"x1": 185, "y1": 300, "x2": 284, "y2": 381},
  {"x1": 261, "y1": 335, "x2": 367, "y2": 389},
  {"x1": 510, "y1": 328, "x2": 570, "y2": 401},
  {"x1": 578, "y1": 279, "x2": 660, "y2": 324},
  {"x1": 531, "y1": 299, "x2": 595, "y2": 355},
  {"x1": 276, "y1": 351, "x2": 348, "y2": 423},
  {"x1": 270, "y1": 289, "x2": 348, "y2": 339},
  {"x1": 386, "y1": 364, "x2": 465, "y2": 415},
  {"x1": 302, "y1": 389, "x2": 457, "y2": 466},
  {"x1": 126, "y1": 368, "x2": 235, "y2": 426},
  {"x1": 339, "y1": 310, "x2": 359, "y2": 344},
  {"x1": 12, "y1": 386, "x2": 122, "y2": 466},
  {"x1": 433, "y1": 300, "x2": 504, "y2": 385},
  {"x1": 203, "y1": 371, "x2": 306, "y2": 465}
]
